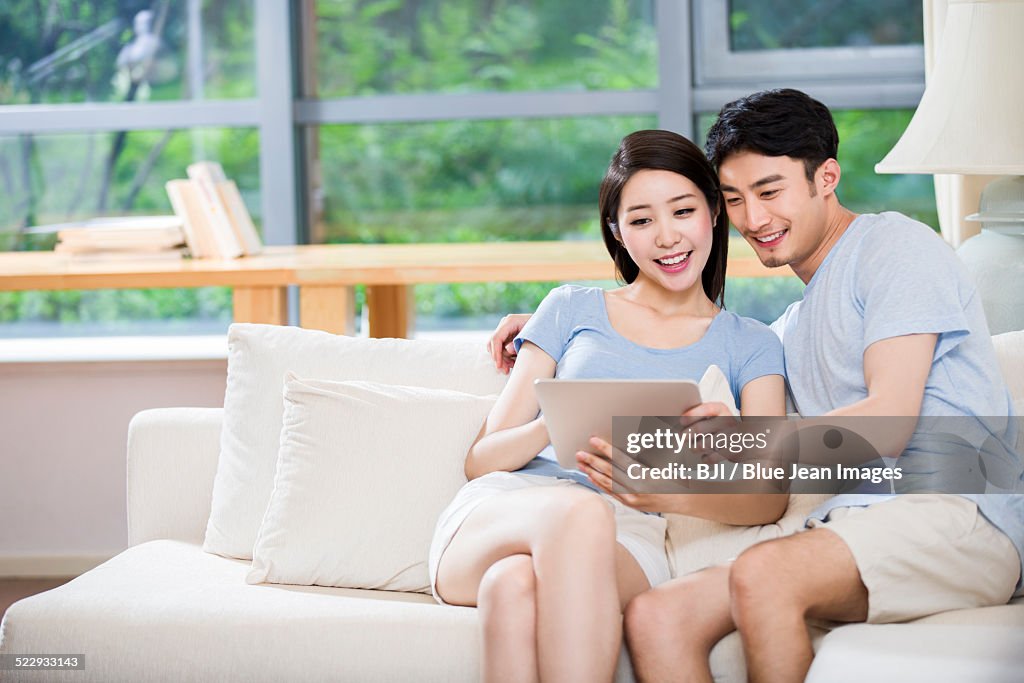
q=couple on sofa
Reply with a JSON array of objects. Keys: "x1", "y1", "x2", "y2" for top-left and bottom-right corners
[{"x1": 429, "y1": 88, "x2": 1024, "y2": 683}]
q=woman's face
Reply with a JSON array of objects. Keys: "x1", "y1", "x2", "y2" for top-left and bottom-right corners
[{"x1": 616, "y1": 169, "x2": 715, "y2": 294}]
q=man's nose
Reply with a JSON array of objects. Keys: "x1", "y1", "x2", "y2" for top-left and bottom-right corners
[{"x1": 745, "y1": 200, "x2": 771, "y2": 230}]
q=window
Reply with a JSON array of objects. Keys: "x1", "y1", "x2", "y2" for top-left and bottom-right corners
[
  {"x1": 0, "y1": 0, "x2": 933, "y2": 338},
  {"x1": 0, "y1": 1, "x2": 256, "y2": 104},
  {"x1": 307, "y1": 0, "x2": 657, "y2": 97},
  {"x1": 0, "y1": 0, "x2": 259, "y2": 338}
]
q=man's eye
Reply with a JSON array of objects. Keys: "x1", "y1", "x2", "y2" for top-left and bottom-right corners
[
  {"x1": 761, "y1": 189, "x2": 780, "y2": 198},
  {"x1": 725, "y1": 197, "x2": 742, "y2": 206}
]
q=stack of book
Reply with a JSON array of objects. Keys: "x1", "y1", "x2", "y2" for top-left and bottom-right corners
[
  {"x1": 54, "y1": 216, "x2": 189, "y2": 261},
  {"x1": 165, "y1": 161, "x2": 263, "y2": 259}
]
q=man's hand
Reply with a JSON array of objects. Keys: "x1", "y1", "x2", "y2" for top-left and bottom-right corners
[{"x1": 487, "y1": 313, "x2": 532, "y2": 374}]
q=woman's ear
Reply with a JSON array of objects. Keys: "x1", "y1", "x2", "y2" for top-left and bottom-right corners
[{"x1": 607, "y1": 219, "x2": 622, "y2": 243}]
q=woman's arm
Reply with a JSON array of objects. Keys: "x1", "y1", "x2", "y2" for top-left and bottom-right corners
[{"x1": 464, "y1": 341, "x2": 556, "y2": 480}]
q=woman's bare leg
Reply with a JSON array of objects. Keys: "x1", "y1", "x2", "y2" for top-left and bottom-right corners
[
  {"x1": 436, "y1": 486, "x2": 650, "y2": 683},
  {"x1": 624, "y1": 564, "x2": 734, "y2": 683},
  {"x1": 477, "y1": 554, "x2": 539, "y2": 683}
]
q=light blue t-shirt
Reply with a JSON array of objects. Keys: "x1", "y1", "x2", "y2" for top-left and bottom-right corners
[
  {"x1": 514, "y1": 284, "x2": 785, "y2": 487},
  {"x1": 772, "y1": 211, "x2": 1023, "y2": 592}
]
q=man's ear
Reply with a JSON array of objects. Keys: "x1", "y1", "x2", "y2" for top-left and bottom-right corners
[{"x1": 818, "y1": 158, "x2": 842, "y2": 197}]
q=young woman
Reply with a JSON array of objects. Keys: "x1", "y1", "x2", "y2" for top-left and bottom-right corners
[{"x1": 428, "y1": 130, "x2": 787, "y2": 683}]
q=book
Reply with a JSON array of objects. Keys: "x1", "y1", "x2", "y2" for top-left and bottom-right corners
[
  {"x1": 216, "y1": 179, "x2": 263, "y2": 255},
  {"x1": 56, "y1": 227, "x2": 185, "y2": 252},
  {"x1": 166, "y1": 179, "x2": 218, "y2": 259},
  {"x1": 26, "y1": 215, "x2": 184, "y2": 235},
  {"x1": 57, "y1": 247, "x2": 188, "y2": 263},
  {"x1": 186, "y1": 162, "x2": 244, "y2": 259}
]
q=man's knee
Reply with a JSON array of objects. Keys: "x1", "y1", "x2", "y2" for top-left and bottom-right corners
[
  {"x1": 624, "y1": 589, "x2": 674, "y2": 640},
  {"x1": 730, "y1": 539, "x2": 803, "y2": 620}
]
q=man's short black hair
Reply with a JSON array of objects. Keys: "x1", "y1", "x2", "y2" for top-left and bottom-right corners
[{"x1": 705, "y1": 88, "x2": 839, "y2": 182}]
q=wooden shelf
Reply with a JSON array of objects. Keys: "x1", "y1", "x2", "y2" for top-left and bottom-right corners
[{"x1": 0, "y1": 240, "x2": 779, "y2": 338}]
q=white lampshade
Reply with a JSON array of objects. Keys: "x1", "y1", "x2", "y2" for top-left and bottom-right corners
[{"x1": 875, "y1": 0, "x2": 1024, "y2": 175}]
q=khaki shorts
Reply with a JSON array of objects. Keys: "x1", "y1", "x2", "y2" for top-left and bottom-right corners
[
  {"x1": 809, "y1": 495, "x2": 1020, "y2": 623},
  {"x1": 428, "y1": 471, "x2": 671, "y2": 605}
]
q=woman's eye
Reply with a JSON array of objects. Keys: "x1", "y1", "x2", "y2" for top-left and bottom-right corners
[
  {"x1": 629, "y1": 217, "x2": 651, "y2": 227},
  {"x1": 674, "y1": 208, "x2": 695, "y2": 216}
]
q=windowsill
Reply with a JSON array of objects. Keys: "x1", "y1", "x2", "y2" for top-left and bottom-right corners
[
  {"x1": 0, "y1": 329, "x2": 494, "y2": 364},
  {"x1": 0, "y1": 335, "x2": 230, "y2": 363}
]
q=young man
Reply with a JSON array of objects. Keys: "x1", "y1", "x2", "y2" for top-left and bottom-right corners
[{"x1": 487, "y1": 89, "x2": 1023, "y2": 683}]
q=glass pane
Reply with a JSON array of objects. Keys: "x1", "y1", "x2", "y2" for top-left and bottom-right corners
[
  {"x1": 728, "y1": 0, "x2": 922, "y2": 51},
  {"x1": 0, "y1": 0, "x2": 255, "y2": 105},
  {"x1": 696, "y1": 109, "x2": 939, "y2": 230},
  {"x1": 311, "y1": 115, "x2": 656, "y2": 245},
  {"x1": 307, "y1": 0, "x2": 657, "y2": 97},
  {"x1": 0, "y1": 126, "x2": 258, "y2": 337},
  {"x1": 0, "y1": 287, "x2": 233, "y2": 338},
  {"x1": 311, "y1": 115, "x2": 655, "y2": 328}
]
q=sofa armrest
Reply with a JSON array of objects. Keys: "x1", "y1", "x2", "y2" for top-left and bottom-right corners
[{"x1": 127, "y1": 407, "x2": 223, "y2": 547}]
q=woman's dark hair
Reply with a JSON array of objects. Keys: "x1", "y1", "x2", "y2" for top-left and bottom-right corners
[
  {"x1": 704, "y1": 88, "x2": 839, "y2": 182},
  {"x1": 598, "y1": 129, "x2": 728, "y2": 307}
]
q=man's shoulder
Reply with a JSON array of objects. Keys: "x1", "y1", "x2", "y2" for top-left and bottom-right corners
[
  {"x1": 847, "y1": 211, "x2": 956, "y2": 270},
  {"x1": 854, "y1": 211, "x2": 946, "y2": 248},
  {"x1": 770, "y1": 301, "x2": 801, "y2": 341}
]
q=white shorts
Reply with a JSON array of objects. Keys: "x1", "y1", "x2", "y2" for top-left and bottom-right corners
[{"x1": 428, "y1": 471, "x2": 671, "y2": 604}]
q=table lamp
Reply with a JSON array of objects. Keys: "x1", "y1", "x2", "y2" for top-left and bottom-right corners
[{"x1": 874, "y1": 0, "x2": 1024, "y2": 334}]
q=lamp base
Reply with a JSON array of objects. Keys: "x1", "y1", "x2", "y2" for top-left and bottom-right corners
[{"x1": 957, "y1": 229, "x2": 1024, "y2": 335}]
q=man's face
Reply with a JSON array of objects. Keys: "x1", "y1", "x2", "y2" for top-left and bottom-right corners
[{"x1": 718, "y1": 152, "x2": 829, "y2": 273}]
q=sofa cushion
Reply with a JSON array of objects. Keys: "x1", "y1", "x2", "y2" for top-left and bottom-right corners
[
  {"x1": 0, "y1": 541, "x2": 480, "y2": 683},
  {"x1": 666, "y1": 493, "x2": 833, "y2": 577},
  {"x1": 204, "y1": 324, "x2": 507, "y2": 560},
  {"x1": 247, "y1": 377, "x2": 495, "y2": 593},
  {"x1": 806, "y1": 623, "x2": 1024, "y2": 683}
]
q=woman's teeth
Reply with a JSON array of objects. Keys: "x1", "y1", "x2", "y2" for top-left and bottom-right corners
[{"x1": 656, "y1": 252, "x2": 690, "y2": 266}]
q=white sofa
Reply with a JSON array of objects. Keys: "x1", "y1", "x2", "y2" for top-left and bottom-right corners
[{"x1": 2, "y1": 328, "x2": 1023, "y2": 683}]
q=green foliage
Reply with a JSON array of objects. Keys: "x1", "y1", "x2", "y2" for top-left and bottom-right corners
[
  {"x1": 0, "y1": 1, "x2": 930, "y2": 333},
  {"x1": 729, "y1": 0, "x2": 922, "y2": 50}
]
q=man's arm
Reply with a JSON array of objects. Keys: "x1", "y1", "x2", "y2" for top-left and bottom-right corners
[
  {"x1": 826, "y1": 332, "x2": 937, "y2": 457},
  {"x1": 487, "y1": 313, "x2": 532, "y2": 374}
]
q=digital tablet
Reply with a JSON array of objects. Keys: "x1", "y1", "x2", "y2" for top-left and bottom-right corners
[{"x1": 534, "y1": 379, "x2": 703, "y2": 469}]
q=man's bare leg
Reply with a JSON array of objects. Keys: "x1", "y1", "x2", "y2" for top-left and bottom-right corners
[
  {"x1": 625, "y1": 564, "x2": 734, "y2": 683},
  {"x1": 729, "y1": 529, "x2": 868, "y2": 683}
]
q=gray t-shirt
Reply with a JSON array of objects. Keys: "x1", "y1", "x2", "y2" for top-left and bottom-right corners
[
  {"x1": 514, "y1": 284, "x2": 784, "y2": 487},
  {"x1": 773, "y1": 211, "x2": 1023, "y2": 592}
]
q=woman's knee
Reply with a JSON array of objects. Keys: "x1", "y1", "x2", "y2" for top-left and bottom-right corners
[
  {"x1": 478, "y1": 554, "x2": 536, "y2": 614},
  {"x1": 539, "y1": 489, "x2": 615, "y2": 546}
]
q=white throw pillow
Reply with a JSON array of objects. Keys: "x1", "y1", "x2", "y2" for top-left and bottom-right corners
[
  {"x1": 247, "y1": 376, "x2": 496, "y2": 592},
  {"x1": 205, "y1": 324, "x2": 507, "y2": 560}
]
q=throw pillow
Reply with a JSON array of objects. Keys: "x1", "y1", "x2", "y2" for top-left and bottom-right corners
[
  {"x1": 247, "y1": 376, "x2": 496, "y2": 592},
  {"x1": 204, "y1": 323, "x2": 507, "y2": 560}
]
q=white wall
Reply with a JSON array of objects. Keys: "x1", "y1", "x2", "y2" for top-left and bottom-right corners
[{"x1": 0, "y1": 358, "x2": 226, "y2": 576}]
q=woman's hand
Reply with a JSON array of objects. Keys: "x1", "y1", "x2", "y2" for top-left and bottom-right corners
[
  {"x1": 487, "y1": 313, "x2": 533, "y2": 374},
  {"x1": 576, "y1": 437, "x2": 688, "y2": 513}
]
